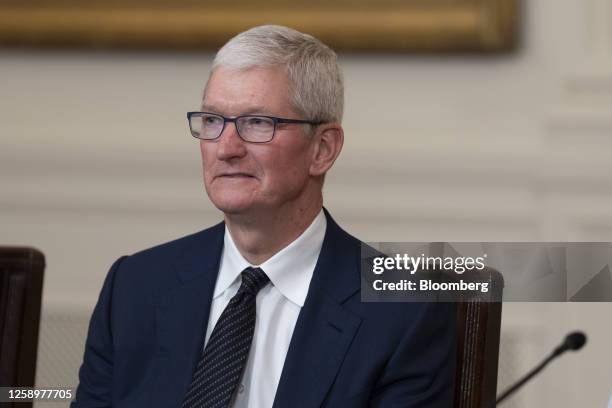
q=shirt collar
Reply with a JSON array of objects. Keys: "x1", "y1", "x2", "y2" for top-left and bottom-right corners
[{"x1": 215, "y1": 209, "x2": 327, "y2": 307}]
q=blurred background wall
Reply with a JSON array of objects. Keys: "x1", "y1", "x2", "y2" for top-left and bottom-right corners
[{"x1": 1, "y1": 0, "x2": 611, "y2": 406}]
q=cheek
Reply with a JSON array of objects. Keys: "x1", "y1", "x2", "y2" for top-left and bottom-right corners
[
  {"x1": 199, "y1": 140, "x2": 208, "y2": 160},
  {"x1": 200, "y1": 142, "x2": 214, "y2": 170},
  {"x1": 262, "y1": 148, "x2": 311, "y2": 190}
]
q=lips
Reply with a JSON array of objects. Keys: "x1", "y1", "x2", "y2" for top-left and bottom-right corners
[{"x1": 216, "y1": 173, "x2": 255, "y2": 179}]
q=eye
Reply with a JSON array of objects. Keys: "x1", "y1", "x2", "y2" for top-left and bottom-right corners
[
  {"x1": 202, "y1": 114, "x2": 222, "y2": 126},
  {"x1": 244, "y1": 116, "x2": 274, "y2": 128}
]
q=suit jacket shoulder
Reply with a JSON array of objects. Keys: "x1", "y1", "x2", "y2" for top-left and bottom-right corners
[
  {"x1": 73, "y1": 222, "x2": 226, "y2": 407},
  {"x1": 116, "y1": 221, "x2": 225, "y2": 290}
]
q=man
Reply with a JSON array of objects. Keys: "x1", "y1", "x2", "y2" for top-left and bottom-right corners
[{"x1": 73, "y1": 25, "x2": 456, "y2": 407}]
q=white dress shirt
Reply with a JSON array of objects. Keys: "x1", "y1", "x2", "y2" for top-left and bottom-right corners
[{"x1": 204, "y1": 209, "x2": 327, "y2": 408}]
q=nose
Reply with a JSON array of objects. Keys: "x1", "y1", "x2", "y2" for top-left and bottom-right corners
[{"x1": 216, "y1": 121, "x2": 247, "y2": 161}]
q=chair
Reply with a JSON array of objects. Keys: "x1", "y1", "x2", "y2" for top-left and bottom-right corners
[
  {"x1": 454, "y1": 268, "x2": 504, "y2": 408},
  {"x1": 0, "y1": 247, "x2": 45, "y2": 407}
]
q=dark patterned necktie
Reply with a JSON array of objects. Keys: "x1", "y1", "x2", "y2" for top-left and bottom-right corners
[{"x1": 182, "y1": 267, "x2": 270, "y2": 408}]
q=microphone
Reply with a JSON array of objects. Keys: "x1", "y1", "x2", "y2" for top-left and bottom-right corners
[
  {"x1": 496, "y1": 331, "x2": 587, "y2": 405},
  {"x1": 552, "y1": 331, "x2": 587, "y2": 356}
]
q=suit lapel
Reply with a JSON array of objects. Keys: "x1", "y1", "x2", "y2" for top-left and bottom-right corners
[
  {"x1": 273, "y1": 210, "x2": 363, "y2": 408},
  {"x1": 152, "y1": 223, "x2": 225, "y2": 408},
  {"x1": 150, "y1": 211, "x2": 362, "y2": 408}
]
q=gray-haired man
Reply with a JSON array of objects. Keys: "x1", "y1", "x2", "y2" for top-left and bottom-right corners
[{"x1": 73, "y1": 25, "x2": 456, "y2": 408}]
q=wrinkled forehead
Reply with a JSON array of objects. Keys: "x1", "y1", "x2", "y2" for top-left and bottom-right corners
[{"x1": 201, "y1": 66, "x2": 295, "y2": 117}]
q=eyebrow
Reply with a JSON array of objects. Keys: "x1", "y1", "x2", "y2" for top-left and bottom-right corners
[{"x1": 200, "y1": 104, "x2": 275, "y2": 116}]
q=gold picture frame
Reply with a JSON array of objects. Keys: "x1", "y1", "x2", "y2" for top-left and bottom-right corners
[{"x1": 0, "y1": 0, "x2": 518, "y2": 52}]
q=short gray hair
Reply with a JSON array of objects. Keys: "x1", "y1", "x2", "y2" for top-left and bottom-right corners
[{"x1": 210, "y1": 25, "x2": 344, "y2": 124}]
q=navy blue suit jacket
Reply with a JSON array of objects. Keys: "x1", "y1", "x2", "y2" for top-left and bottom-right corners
[{"x1": 73, "y1": 211, "x2": 456, "y2": 407}]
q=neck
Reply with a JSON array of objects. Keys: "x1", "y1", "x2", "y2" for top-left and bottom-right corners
[{"x1": 225, "y1": 196, "x2": 323, "y2": 265}]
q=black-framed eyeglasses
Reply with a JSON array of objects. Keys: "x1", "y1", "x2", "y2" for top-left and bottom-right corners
[{"x1": 187, "y1": 111, "x2": 323, "y2": 143}]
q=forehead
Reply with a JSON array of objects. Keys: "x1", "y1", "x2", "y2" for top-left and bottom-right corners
[{"x1": 202, "y1": 66, "x2": 293, "y2": 116}]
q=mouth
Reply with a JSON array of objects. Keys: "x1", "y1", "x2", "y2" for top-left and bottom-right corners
[{"x1": 216, "y1": 173, "x2": 255, "y2": 179}]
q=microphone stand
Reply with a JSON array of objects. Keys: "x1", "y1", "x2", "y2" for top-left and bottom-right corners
[
  {"x1": 496, "y1": 351, "x2": 556, "y2": 404},
  {"x1": 495, "y1": 331, "x2": 586, "y2": 406}
]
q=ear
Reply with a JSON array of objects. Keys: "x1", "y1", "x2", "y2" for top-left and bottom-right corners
[{"x1": 309, "y1": 123, "x2": 344, "y2": 177}]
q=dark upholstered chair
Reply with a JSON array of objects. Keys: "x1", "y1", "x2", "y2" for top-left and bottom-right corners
[
  {"x1": 454, "y1": 268, "x2": 504, "y2": 408},
  {"x1": 0, "y1": 247, "x2": 45, "y2": 407}
]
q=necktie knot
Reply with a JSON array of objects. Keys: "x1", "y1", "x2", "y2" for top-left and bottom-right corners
[{"x1": 239, "y1": 267, "x2": 270, "y2": 296}]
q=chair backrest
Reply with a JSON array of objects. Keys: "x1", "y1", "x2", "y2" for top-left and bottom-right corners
[
  {"x1": 454, "y1": 268, "x2": 504, "y2": 408},
  {"x1": 0, "y1": 247, "x2": 45, "y2": 395}
]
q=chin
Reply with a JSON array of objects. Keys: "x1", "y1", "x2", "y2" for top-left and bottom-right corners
[
  {"x1": 214, "y1": 203, "x2": 253, "y2": 215},
  {"x1": 209, "y1": 193, "x2": 257, "y2": 215}
]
